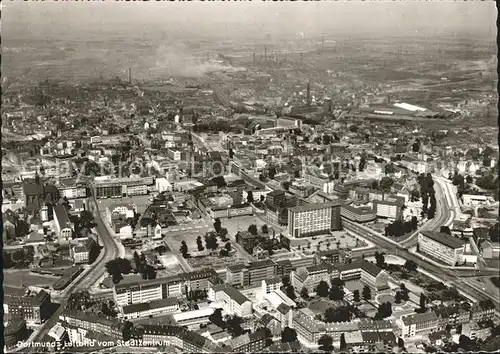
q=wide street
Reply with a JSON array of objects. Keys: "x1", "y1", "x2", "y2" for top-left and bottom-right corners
[
  {"x1": 344, "y1": 220, "x2": 500, "y2": 316},
  {"x1": 20, "y1": 195, "x2": 120, "y2": 351},
  {"x1": 398, "y1": 176, "x2": 453, "y2": 248}
]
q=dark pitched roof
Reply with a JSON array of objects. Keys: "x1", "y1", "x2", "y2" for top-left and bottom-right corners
[{"x1": 277, "y1": 303, "x2": 291, "y2": 315}]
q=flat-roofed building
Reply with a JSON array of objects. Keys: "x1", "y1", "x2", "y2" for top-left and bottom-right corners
[
  {"x1": 418, "y1": 231, "x2": 467, "y2": 266},
  {"x1": 120, "y1": 297, "x2": 180, "y2": 320},
  {"x1": 172, "y1": 307, "x2": 215, "y2": 328},
  {"x1": 373, "y1": 198, "x2": 404, "y2": 220},
  {"x1": 462, "y1": 194, "x2": 490, "y2": 207},
  {"x1": 341, "y1": 204, "x2": 377, "y2": 223},
  {"x1": 113, "y1": 268, "x2": 217, "y2": 306},
  {"x1": 93, "y1": 176, "x2": 153, "y2": 199},
  {"x1": 288, "y1": 202, "x2": 341, "y2": 238}
]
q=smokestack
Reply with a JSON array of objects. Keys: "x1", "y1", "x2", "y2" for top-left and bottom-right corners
[
  {"x1": 264, "y1": 46, "x2": 267, "y2": 61},
  {"x1": 128, "y1": 68, "x2": 132, "y2": 84},
  {"x1": 306, "y1": 81, "x2": 311, "y2": 106},
  {"x1": 253, "y1": 51, "x2": 256, "y2": 64}
]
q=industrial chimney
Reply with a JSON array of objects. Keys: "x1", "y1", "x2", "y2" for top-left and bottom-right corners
[{"x1": 306, "y1": 81, "x2": 311, "y2": 106}]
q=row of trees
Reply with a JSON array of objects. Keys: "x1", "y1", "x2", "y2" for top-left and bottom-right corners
[
  {"x1": 181, "y1": 236, "x2": 232, "y2": 258},
  {"x1": 208, "y1": 308, "x2": 246, "y2": 338},
  {"x1": 133, "y1": 251, "x2": 156, "y2": 280},
  {"x1": 67, "y1": 291, "x2": 117, "y2": 317},
  {"x1": 418, "y1": 173, "x2": 436, "y2": 219},
  {"x1": 105, "y1": 257, "x2": 133, "y2": 284},
  {"x1": 385, "y1": 216, "x2": 418, "y2": 237},
  {"x1": 4, "y1": 246, "x2": 35, "y2": 269},
  {"x1": 185, "y1": 287, "x2": 208, "y2": 302}
]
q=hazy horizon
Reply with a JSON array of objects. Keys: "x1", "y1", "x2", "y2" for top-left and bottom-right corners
[{"x1": 3, "y1": 2, "x2": 497, "y2": 42}]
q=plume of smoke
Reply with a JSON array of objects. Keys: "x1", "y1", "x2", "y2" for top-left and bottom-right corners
[{"x1": 151, "y1": 42, "x2": 245, "y2": 78}]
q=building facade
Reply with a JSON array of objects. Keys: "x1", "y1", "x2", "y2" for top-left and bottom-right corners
[
  {"x1": 288, "y1": 202, "x2": 342, "y2": 238},
  {"x1": 418, "y1": 231, "x2": 466, "y2": 266}
]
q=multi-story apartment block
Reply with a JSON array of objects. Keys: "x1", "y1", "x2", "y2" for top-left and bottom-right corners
[
  {"x1": 120, "y1": 297, "x2": 179, "y2": 320},
  {"x1": 292, "y1": 259, "x2": 388, "y2": 293},
  {"x1": 226, "y1": 259, "x2": 278, "y2": 288},
  {"x1": 470, "y1": 300, "x2": 496, "y2": 322},
  {"x1": 57, "y1": 178, "x2": 87, "y2": 199},
  {"x1": 140, "y1": 324, "x2": 221, "y2": 353},
  {"x1": 261, "y1": 277, "x2": 283, "y2": 296},
  {"x1": 114, "y1": 268, "x2": 218, "y2": 306},
  {"x1": 418, "y1": 231, "x2": 467, "y2": 266},
  {"x1": 93, "y1": 176, "x2": 153, "y2": 199},
  {"x1": 4, "y1": 287, "x2": 52, "y2": 324},
  {"x1": 324, "y1": 321, "x2": 360, "y2": 342},
  {"x1": 302, "y1": 167, "x2": 330, "y2": 190},
  {"x1": 373, "y1": 198, "x2": 404, "y2": 220},
  {"x1": 433, "y1": 305, "x2": 471, "y2": 328},
  {"x1": 288, "y1": 202, "x2": 341, "y2": 238},
  {"x1": 338, "y1": 260, "x2": 389, "y2": 291},
  {"x1": 59, "y1": 310, "x2": 127, "y2": 341},
  {"x1": 291, "y1": 264, "x2": 338, "y2": 293},
  {"x1": 70, "y1": 236, "x2": 97, "y2": 264},
  {"x1": 341, "y1": 204, "x2": 377, "y2": 223},
  {"x1": 208, "y1": 283, "x2": 253, "y2": 318},
  {"x1": 276, "y1": 303, "x2": 294, "y2": 328},
  {"x1": 292, "y1": 309, "x2": 325, "y2": 343},
  {"x1": 399, "y1": 312, "x2": 439, "y2": 339},
  {"x1": 229, "y1": 329, "x2": 267, "y2": 352}
]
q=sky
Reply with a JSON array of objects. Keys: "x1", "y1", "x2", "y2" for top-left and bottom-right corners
[{"x1": 3, "y1": 1, "x2": 497, "y2": 41}]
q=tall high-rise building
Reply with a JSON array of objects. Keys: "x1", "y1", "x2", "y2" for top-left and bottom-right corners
[{"x1": 288, "y1": 202, "x2": 342, "y2": 238}]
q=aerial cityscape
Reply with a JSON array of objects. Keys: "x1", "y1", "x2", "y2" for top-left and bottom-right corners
[{"x1": 2, "y1": 2, "x2": 499, "y2": 353}]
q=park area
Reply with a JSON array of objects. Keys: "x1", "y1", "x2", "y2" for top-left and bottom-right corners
[
  {"x1": 222, "y1": 215, "x2": 283, "y2": 238},
  {"x1": 291, "y1": 231, "x2": 367, "y2": 254},
  {"x1": 164, "y1": 229, "x2": 248, "y2": 270},
  {"x1": 383, "y1": 261, "x2": 467, "y2": 304},
  {"x1": 3, "y1": 269, "x2": 57, "y2": 288},
  {"x1": 186, "y1": 243, "x2": 247, "y2": 270}
]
